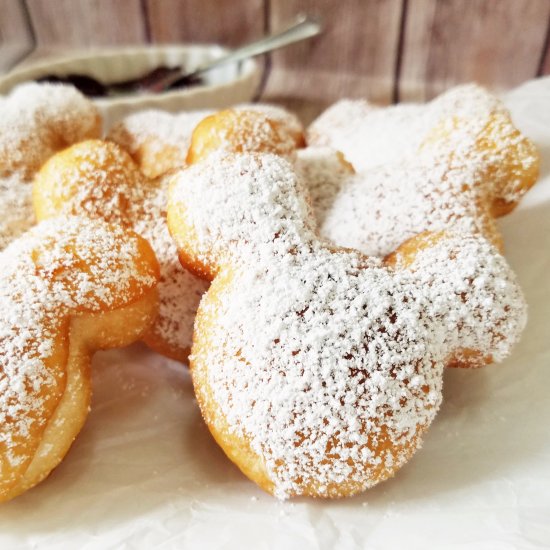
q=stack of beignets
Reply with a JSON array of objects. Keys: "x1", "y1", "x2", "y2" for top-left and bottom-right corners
[
  {"x1": 32, "y1": 104, "x2": 306, "y2": 360},
  {"x1": 0, "y1": 81, "x2": 540, "y2": 503}
]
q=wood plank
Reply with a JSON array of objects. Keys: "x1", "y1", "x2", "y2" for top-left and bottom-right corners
[
  {"x1": 399, "y1": 0, "x2": 550, "y2": 102},
  {"x1": 542, "y1": 50, "x2": 550, "y2": 76},
  {"x1": 264, "y1": 0, "x2": 403, "y2": 109},
  {"x1": 4, "y1": 46, "x2": 79, "y2": 68},
  {"x1": 26, "y1": 0, "x2": 147, "y2": 46},
  {"x1": 146, "y1": 0, "x2": 265, "y2": 46},
  {"x1": 0, "y1": 0, "x2": 34, "y2": 71},
  {"x1": 0, "y1": 44, "x2": 31, "y2": 72},
  {"x1": 540, "y1": 25, "x2": 550, "y2": 75}
]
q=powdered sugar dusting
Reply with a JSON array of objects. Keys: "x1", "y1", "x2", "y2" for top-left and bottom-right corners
[
  {"x1": 107, "y1": 109, "x2": 213, "y2": 177},
  {"x1": 36, "y1": 141, "x2": 207, "y2": 357},
  {"x1": 0, "y1": 82, "x2": 100, "y2": 179},
  {"x1": 0, "y1": 82, "x2": 100, "y2": 248},
  {"x1": 303, "y1": 84, "x2": 539, "y2": 256},
  {"x1": 0, "y1": 176, "x2": 34, "y2": 251},
  {"x1": 301, "y1": 146, "x2": 495, "y2": 256},
  {"x1": 169, "y1": 151, "x2": 527, "y2": 498},
  {"x1": 235, "y1": 103, "x2": 304, "y2": 142},
  {"x1": 307, "y1": 84, "x2": 535, "y2": 175},
  {"x1": 109, "y1": 109, "x2": 213, "y2": 150},
  {"x1": 0, "y1": 217, "x2": 157, "y2": 488},
  {"x1": 133, "y1": 182, "x2": 208, "y2": 355},
  {"x1": 295, "y1": 146, "x2": 354, "y2": 227},
  {"x1": 170, "y1": 152, "x2": 315, "y2": 268},
  {"x1": 189, "y1": 109, "x2": 300, "y2": 165},
  {"x1": 308, "y1": 98, "x2": 424, "y2": 169},
  {"x1": 108, "y1": 104, "x2": 303, "y2": 178}
]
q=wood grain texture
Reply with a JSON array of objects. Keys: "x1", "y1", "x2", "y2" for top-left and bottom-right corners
[
  {"x1": 5, "y1": 47, "x2": 90, "y2": 68},
  {"x1": 542, "y1": 50, "x2": 550, "y2": 76},
  {"x1": 264, "y1": 0, "x2": 404, "y2": 108},
  {"x1": 0, "y1": 0, "x2": 34, "y2": 71},
  {"x1": 399, "y1": 0, "x2": 550, "y2": 101},
  {"x1": 540, "y1": 24, "x2": 550, "y2": 75},
  {"x1": 26, "y1": 0, "x2": 147, "y2": 46},
  {"x1": 146, "y1": 0, "x2": 265, "y2": 45},
  {"x1": 3, "y1": 0, "x2": 549, "y2": 107}
]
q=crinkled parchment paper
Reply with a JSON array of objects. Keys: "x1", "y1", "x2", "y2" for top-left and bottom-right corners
[{"x1": 1, "y1": 78, "x2": 549, "y2": 550}]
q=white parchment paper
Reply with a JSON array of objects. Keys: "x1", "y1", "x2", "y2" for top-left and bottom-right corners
[{"x1": 1, "y1": 78, "x2": 549, "y2": 550}]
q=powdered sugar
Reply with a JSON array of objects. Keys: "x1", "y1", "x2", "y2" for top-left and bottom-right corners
[
  {"x1": 235, "y1": 103, "x2": 304, "y2": 142},
  {"x1": 0, "y1": 176, "x2": 34, "y2": 251},
  {"x1": 35, "y1": 141, "x2": 207, "y2": 357},
  {"x1": 303, "y1": 84, "x2": 539, "y2": 256},
  {"x1": 307, "y1": 84, "x2": 531, "y2": 174},
  {"x1": 109, "y1": 109, "x2": 213, "y2": 151},
  {"x1": 0, "y1": 82, "x2": 100, "y2": 248},
  {"x1": 295, "y1": 147, "x2": 354, "y2": 227},
  {"x1": 169, "y1": 151, "x2": 527, "y2": 498},
  {"x1": 188, "y1": 108, "x2": 300, "y2": 165},
  {"x1": 0, "y1": 217, "x2": 157, "y2": 488},
  {"x1": 0, "y1": 82, "x2": 100, "y2": 179},
  {"x1": 107, "y1": 104, "x2": 302, "y2": 178},
  {"x1": 107, "y1": 109, "x2": 213, "y2": 177},
  {"x1": 133, "y1": 183, "x2": 208, "y2": 355},
  {"x1": 171, "y1": 153, "x2": 315, "y2": 267},
  {"x1": 308, "y1": 98, "x2": 425, "y2": 170},
  {"x1": 300, "y1": 146, "x2": 494, "y2": 256}
]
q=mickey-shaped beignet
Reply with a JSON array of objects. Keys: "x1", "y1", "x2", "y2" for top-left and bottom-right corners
[
  {"x1": 33, "y1": 139, "x2": 207, "y2": 362},
  {"x1": 167, "y1": 150, "x2": 526, "y2": 499},
  {"x1": 301, "y1": 84, "x2": 539, "y2": 256},
  {"x1": 0, "y1": 216, "x2": 158, "y2": 503},
  {"x1": 0, "y1": 83, "x2": 101, "y2": 250}
]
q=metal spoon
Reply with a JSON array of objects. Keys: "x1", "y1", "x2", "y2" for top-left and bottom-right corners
[{"x1": 143, "y1": 14, "x2": 323, "y2": 94}]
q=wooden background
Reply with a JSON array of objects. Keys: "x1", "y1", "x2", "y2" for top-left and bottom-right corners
[{"x1": 1, "y1": 0, "x2": 549, "y2": 110}]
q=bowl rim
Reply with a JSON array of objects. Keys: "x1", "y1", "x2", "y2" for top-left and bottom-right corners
[{"x1": 0, "y1": 44, "x2": 261, "y2": 106}]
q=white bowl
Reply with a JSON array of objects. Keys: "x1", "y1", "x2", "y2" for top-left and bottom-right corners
[{"x1": 0, "y1": 45, "x2": 261, "y2": 128}]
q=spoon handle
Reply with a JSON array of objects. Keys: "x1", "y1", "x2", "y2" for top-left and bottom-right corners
[
  {"x1": 155, "y1": 15, "x2": 322, "y2": 92},
  {"x1": 197, "y1": 15, "x2": 321, "y2": 72}
]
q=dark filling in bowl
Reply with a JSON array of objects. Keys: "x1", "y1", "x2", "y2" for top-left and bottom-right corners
[{"x1": 36, "y1": 66, "x2": 204, "y2": 97}]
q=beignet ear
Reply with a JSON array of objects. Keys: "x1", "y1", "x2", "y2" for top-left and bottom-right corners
[
  {"x1": 422, "y1": 85, "x2": 539, "y2": 215},
  {"x1": 186, "y1": 109, "x2": 299, "y2": 165},
  {"x1": 387, "y1": 231, "x2": 527, "y2": 367},
  {"x1": 33, "y1": 139, "x2": 144, "y2": 225}
]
